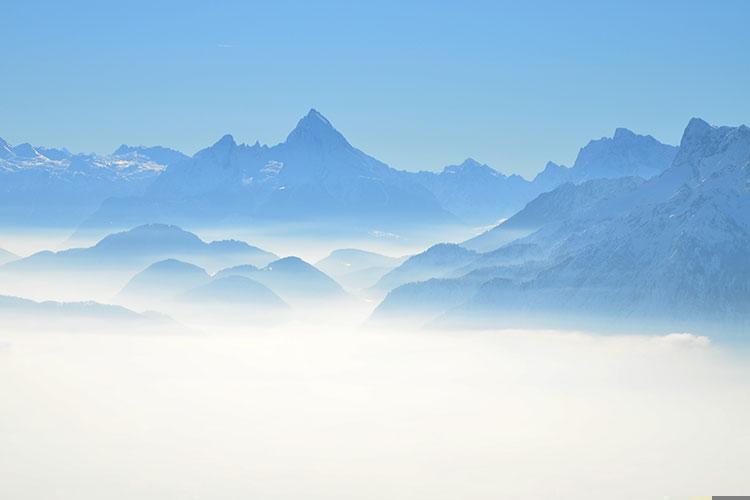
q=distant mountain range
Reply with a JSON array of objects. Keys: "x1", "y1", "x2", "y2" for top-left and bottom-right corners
[
  {"x1": 531, "y1": 128, "x2": 677, "y2": 191},
  {"x1": 3, "y1": 114, "x2": 748, "y2": 337},
  {"x1": 0, "y1": 221, "x2": 351, "y2": 314},
  {"x1": 316, "y1": 248, "x2": 407, "y2": 290},
  {"x1": 117, "y1": 258, "x2": 212, "y2": 307},
  {"x1": 2, "y1": 109, "x2": 677, "y2": 237},
  {"x1": 0, "y1": 224, "x2": 279, "y2": 302},
  {"x1": 2, "y1": 223, "x2": 277, "y2": 274},
  {"x1": 0, "y1": 294, "x2": 174, "y2": 331},
  {"x1": 113, "y1": 249, "x2": 351, "y2": 323},
  {"x1": 214, "y1": 256, "x2": 349, "y2": 307},
  {"x1": 0, "y1": 137, "x2": 187, "y2": 227},
  {"x1": 373, "y1": 118, "x2": 750, "y2": 337}
]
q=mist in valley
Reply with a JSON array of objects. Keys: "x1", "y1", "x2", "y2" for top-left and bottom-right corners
[
  {"x1": 2, "y1": 319, "x2": 749, "y2": 500},
  {"x1": 1, "y1": 225, "x2": 749, "y2": 499}
]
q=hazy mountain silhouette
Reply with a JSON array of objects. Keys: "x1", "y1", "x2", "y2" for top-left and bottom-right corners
[
  {"x1": 0, "y1": 294, "x2": 173, "y2": 331},
  {"x1": 177, "y1": 275, "x2": 288, "y2": 309},
  {"x1": 2, "y1": 224, "x2": 277, "y2": 273},
  {"x1": 116, "y1": 259, "x2": 211, "y2": 306},
  {"x1": 374, "y1": 118, "x2": 750, "y2": 336},
  {"x1": 215, "y1": 256, "x2": 348, "y2": 306},
  {"x1": 316, "y1": 248, "x2": 407, "y2": 290},
  {"x1": 77, "y1": 110, "x2": 455, "y2": 235}
]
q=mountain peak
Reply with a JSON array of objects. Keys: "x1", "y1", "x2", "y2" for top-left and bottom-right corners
[
  {"x1": 681, "y1": 117, "x2": 713, "y2": 143},
  {"x1": 285, "y1": 109, "x2": 349, "y2": 148},
  {"x1": 459, "y1": 158, "x2": 483, "y2": 168},
  {"x1": 113, "y1": 144, "x2": 132, "y2": 156},
  {"x1": 93, "y1": 224, "x2": 204, "y2": 252},
  {"x1": 613, "y1": 127, "x2": 636, "y2": 140},
  {"x1": 197, "y1": 134, "x2": 237, "y2": 160},
  {"x1": 305, "y1": 108, "x2": 332, "y2": 126},
  {"x1": 214, "y1": 134, "x2": 236, "y2": 147},
  {"x1": 442, "y1": 158, "x2": 498, "y2": 176},
  {"x1": 12, "y1": 143, "x2": 40, "y2": 159}
]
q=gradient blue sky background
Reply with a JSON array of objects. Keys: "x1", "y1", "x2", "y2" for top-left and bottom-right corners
[{"x1": 2, "y1": 0, "x2": 748, "y2": 178}]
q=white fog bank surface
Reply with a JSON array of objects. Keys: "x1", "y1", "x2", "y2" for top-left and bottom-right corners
[{"x1": 1, "y1": 326, "x2": 749, "y2": 500}]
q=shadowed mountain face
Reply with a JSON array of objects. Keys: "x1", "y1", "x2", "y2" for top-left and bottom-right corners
[{"x1": 373, "y1": 118, "x2": 750, "y2": 337}]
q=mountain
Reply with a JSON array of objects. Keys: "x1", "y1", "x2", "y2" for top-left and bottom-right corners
[
  {"x1": 409, "y1": 158, "x2": 536, "y2": 225},
  {"x1": 530, "y1": 161, "x2": 570, "y2": 193},
  {"x1": 0, "y1": 248, "x2": 18, "y2": 265},
  {"x1": 375, "y1": 118, "x2": 750, "y2": 337},
  {"x1": 116, "y1": 259, "x2": 211, "y2": 307},
  {"x1": 2, "y1": 224, "x2": 277, "y2": 277},
  {"x1": 112, "y1": 145, "x2": 189, "y2": 166},
  {"x1": 372, "y1": 243, "x2": 479, "y2": 293},
  {"x1": 370, "y1": 274, "x2": 494, "y2": 327},
  {"x1": 0, "y1": 294, "x2": 173, "y2": 331},
  {"x1": 315, "y1": 248, "x2": 407, "y2": 290},
  {"x1": 177, "y1": 275, "x2": 288, "y2": 309},
  {"x1": 215, "y1": 256, "x2": 348, "y2": 306},
  {"x1": 0, "y1": 137, "x2": 14, "y2": 159},
  {"x1": 533, "y1": 127, "x2": 677, "y2": 188},
  {"x1": 407, "y1": 128, "x2": 675, "y2": 227},
  {"x1": 213, "y1": 264, "x2": 259, "y2": 279},
  {"x1": 0, "y1": 137, "x2": 187, "y2": 227},
  {"x1": 78, "y1": 109, "x2": 454, "y2": 236},
  {"x1": 3, "y1": 115, "x2": 676, "y2": 236},
  {"x1": 463, "y1": 177, "x2": 646, "y2": 252}
]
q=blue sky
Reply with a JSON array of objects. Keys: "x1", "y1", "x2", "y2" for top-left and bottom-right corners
[{"x1": 1, "y1": 0, "x2": 748, "y2": 178}]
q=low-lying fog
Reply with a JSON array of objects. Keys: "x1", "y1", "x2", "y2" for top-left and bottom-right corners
[
  {"x1": 2, "y1": 321, "x2": 749, "y2": 500},
  {"x1": 2, "y1": 227, "x2": 749, "y2": 498}
]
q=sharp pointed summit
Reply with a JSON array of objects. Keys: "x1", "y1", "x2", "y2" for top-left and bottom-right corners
[
  {"x1": 458, "y1": 158, "x2": 484, "y2": 169},
  {"x1": 194, "y1": 133, "x2": 237, "y2": 162},
  {"x1": 285, "y1": 108, "x2": 350, "y2": 148}
]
